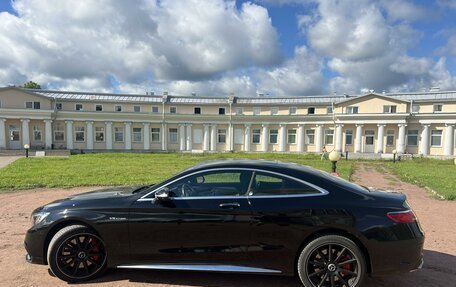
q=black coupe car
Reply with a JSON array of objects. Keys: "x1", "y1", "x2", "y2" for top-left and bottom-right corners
[{"x1": 25, "y1": 160, "x2": 424, "y2": 287}]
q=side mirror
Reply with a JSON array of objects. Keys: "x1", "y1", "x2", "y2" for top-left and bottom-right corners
[{"x1": 155, "y1": 187, "x2": 170, "y2": 201}]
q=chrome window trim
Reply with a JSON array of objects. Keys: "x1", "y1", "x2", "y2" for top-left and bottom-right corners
[
  {"x1": 117, "y1": 263, "x2": 282, "y2": 274},
  {"x1": 138, "y1": 167, "x2": 329, "y2": 201}
]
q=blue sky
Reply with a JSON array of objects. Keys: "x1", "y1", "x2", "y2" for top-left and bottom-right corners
[{"x1": 0, "y1": 0, "x2": 455, "y2": 96}]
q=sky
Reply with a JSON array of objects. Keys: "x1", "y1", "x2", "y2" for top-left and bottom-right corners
[{"x1": 0, "y1": 0, "x2": 455, "y2": 97}]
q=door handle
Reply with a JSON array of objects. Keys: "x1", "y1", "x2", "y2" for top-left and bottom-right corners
[{"x1": 219, "y1": 202, "x2": 241, "y2": 209}]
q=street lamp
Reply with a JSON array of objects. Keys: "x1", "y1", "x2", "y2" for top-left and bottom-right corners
[
  {"x1": 328, "y1": 150, "x2": 341, "y2": 175},
  {"x1": 23, "y1": 144, "x2": 30, "y2": 158},
  {"x1": 392, "y1": 149, "x2": 397, "y2": 163}
]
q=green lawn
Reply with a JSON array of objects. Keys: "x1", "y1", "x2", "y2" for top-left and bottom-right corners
[
  {"x1": 385, "y1": 158, "x2": 456, "y2": 200},
  {"x1": 0, "y1": 153, "x2": 354, "y2": 191}
]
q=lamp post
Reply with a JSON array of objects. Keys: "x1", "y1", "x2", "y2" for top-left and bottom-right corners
[
  {"x1": 328, "y1": 150, "x2": 341, "y2": 175},
  {"x1": 392, "y1": 149, "x2": 397, "y2": 163},
  {"x1": 24, "y1": 144, "x2": 30, "y2": 158}
]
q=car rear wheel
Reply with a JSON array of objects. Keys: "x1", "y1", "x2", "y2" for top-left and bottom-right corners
[
  {"x1": 297, "y1": 235, "x2": 366, "y2": 287},
  {"x1": 47, "y1": 225, "x2": 107, "y2": 282}
]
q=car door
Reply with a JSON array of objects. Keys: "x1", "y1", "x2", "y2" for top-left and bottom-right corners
[{"x1": 129, "y1": 169, "x2": 254, "y2": 266}]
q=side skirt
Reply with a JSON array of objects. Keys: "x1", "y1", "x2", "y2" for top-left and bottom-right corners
[{"x1": 117, "y1": 264, "x2": 282, "y2": 274}]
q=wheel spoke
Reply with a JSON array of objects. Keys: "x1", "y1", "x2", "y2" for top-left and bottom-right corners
[
  {"x1": 82, "y1": 260, "x2": 90, "y2": 275},
  {"x1": 334, "y1": 247, "x2": 346, "y2": 263},
  {"x1": 330, "y1": 274, "x2": 336, "y2": 287},
  {"x1": 339, "y1": 268, "x2": 358, "y2": 277},
  {"x1": 309, "y1": 260, "x2": 326, "y2": 267},
  {"x1": 309, "y1": 269, "x2": 325, "y2": 278},
  {"x1": 336, "y1": 272, "x2": 349, "y2": 286},
  {"x1": 338, "y1": 258, "x2": 357, "y2": 266},
  {"x1": 87, "y1": 257, "x2": 101, "y2": 267},
  {"x1": 328, "y1": 245, "x2": 333, "y2": 262},
  {"x1": 82, "y1": 235, "x2": 90, "y2": 249},
  {"x1": 317, "y1": 272, "x2": 329, "y2": 287},
  {"x1": 317, "y1": 249, "x2": 327, "y2": 263}
]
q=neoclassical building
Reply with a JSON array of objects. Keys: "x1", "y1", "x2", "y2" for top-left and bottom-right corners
[{"x1": 0, "y1": 86, "x2": 455, "y2": 157}]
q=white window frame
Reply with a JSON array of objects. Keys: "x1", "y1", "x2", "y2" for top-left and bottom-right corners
[
  {"x1": 252, "y1": 129, "x2": 261, "y2": 144},
  {"x1": 114, "y1": 127, "x2": 124, "y2": 142},
  {"x1": 75, "y1": 103, "x2": 84, "y2": 111},
  {"x1": 235, "y1": 107, "x2": 243, "y2": 115},
  {"x1": 114, "y1": 105, "x2": 123, "y2": 112},
  {"x1": 55, "y1": 103, "x2": 63, "y2": 110},
  {"x1": 169, "y1": 128, "x2": 178, "y2": 144},
  {"x1": 269, "y1": 129, "x2": 278, "y2": 144},
  {"x1": 306, "y1": 129, "x2": 315, "y2": 145},
  {"x1": 194, "y1": 107, "x2": 202, "y2": 115},
  {"x1": 74, "y1": 126, "x2": 85, "y2": 142},
  {"x1": 95, "y1": 126, "x2": 105, "y2": 142},
  {"x1": 433, "y1": 104, "x2": 443, "y2": 113},
  {"x1": 430, "y1": 129, "x2": 442, "y2": 147},
  {"x1": 169, "y1": 106, "x2": 177, "y2": 114},
  {"x1": 253, "y1": 107, "x2": 261, "y2": 115},
  {"x1": 326, "y1": 106, "x2": 333, "y2": 114},
  {"x1": 95, "y1": 104, "x2": 103, "y2": 112},
  {"x1": 32, "y1": 125, "x2": 42, "y2": 141},
  {"x1": 25, "y1": 101, "x2": 41, "y2": 109},
  {"x1": 54, "y1": 123, "x2": 65, "y2": 142},
  {"x1": 324, "y1": 129, "x2": 334, "y2": 145},
  {"x1": 412, "y1": 104, "x2": 420, "y2": 113},
  {"x1": 289, "y1": 107, "x2": 297, "y2": 115},
  {"x1": 193, "y1": 128, "x2": 203, "y2": 144},
  {"x1": 287, "y1": 129, "x2": 297, "y2": 144},
  {"x1": 218, "y1": 107, "x2": 226, "y2": 115},
  {"x1": 152, "y1": 106, "x2": 159, "y2": 113},
  {"x1": 307, "y1": 107, "x2": 316, "y2": 115},
  {"x1": 270, "y1": 107, "x2": 279, "y2": 116},
  {"x1": 346, "y1": 106, "x2": 359, "y2": 114},
  {"x1": 386, "y1": 130, "x2": 395, "y2": 146},
  {"x1": 132, "y1": 127, "x2": 142, "y2": 142},
  {"x1": 151, "y1": 128, "x2": 160, "y2": 143},
  {"x1": 133, "y1": 105, "x2": 141, "y2": 113},
  {"x1": 406, "y1": 129, "x2": 419, "y2": 146},
  {"x1": 217, "y1": 129, "x2": 227, "y2": 143},
  {"x1": 234, "y1": 128, "x2": 243, "y2": 145},
  {"x1": 383, "y1": 105, "x2": 397, "y2": 114},
  {"x1": 345, "y1": 129, "x2": 353, "y2": 145}
]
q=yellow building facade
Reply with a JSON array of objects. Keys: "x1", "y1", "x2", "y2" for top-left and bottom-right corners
[{"x1": 0, "y1": 87, "x2": 455, "y2": 157}]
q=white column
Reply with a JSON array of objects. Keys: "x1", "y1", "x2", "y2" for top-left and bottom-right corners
[
  {"x1": 105, "y1": 122, "x2": 113, "y2": 150},
  {"x1": 262, "y1": 124, "x2": 269, "y2": 152},
  {"x1": 186, "y1": 124, "x2": 192, "y2": 151},
  {"x1": 0, "y1": 119, "x2": 6, "y2": 149},
  {"x1": 354, "y1": 124, "x2": 363, "y2": 153},
  {"x1": 65, "y1": 120, "x2": 74, "y2": 150},
  {"x1": 124, "y1": 122, "x2": 132, "y2": 150},
  {"x1": 297, "y1": 124, "x2": 305, "y2": 153},
  {"x1": 44, "y1": 119, "x2": 53, "y2": 149},
  {"x1": 315, "y1": 124, "x2": 323, "y2": 153},
  {"x1": 210, "y1": 124, "x2": 217, "y2": 151},
  {"x1": 376, "y1": 124, "x2": 385, "y2": 154},
  {"x1": 419, "y1": 124, "x2": 430, "y2": 156},
  {"x1": 161, "y1": 122, "x2": 167, "y2": 151},
  {"x1": 203, "y1": 124, "x2": 210, "y2": 151},
  {"x1": 86, "y1": 121, "x2": 94, "y2": 150},
  {"x1": 279, "y1": 124, "x2": 286, "y2": 152},
  {"x1": 21, "y1": 119, "x2": 30, "y2": 147},
  {"x1": 444, "y1": 124, "x2": 455, "y2": 156},
  {"x1": 227, "y1": 124, "x2": 233, "y2": 151},
  {"x1": 397, "y1": 124, "x2": 407, "y2": 154},
  {"x1": 335, "y1": 124, "x2": 344, "y2": 152},
  {"x1": 244, "y1": 124, "x2": 251, "y2": 152},
  {"x1": 143, "y1": 122, "x2": 150, "y2": 150},
  {"x1": 179, "y1": 124, "x2": 186, "y2": 151}
]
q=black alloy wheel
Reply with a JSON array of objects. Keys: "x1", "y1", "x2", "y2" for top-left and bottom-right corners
[
  {"x1": 47, "y1": 225, "x2": 107, "y2": 282},
  {"x1": 298, "y1": 235, "x2": 366, "y2": 287}
]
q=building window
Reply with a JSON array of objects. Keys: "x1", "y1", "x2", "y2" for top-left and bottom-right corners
[
  {"x1": 55, "y1": 103, "x2": 63, "y2": 110},
  {"x1": 54, "y1": 123, "x2": 65, "y2": 141},
  {"x1": 383, "y1": 105, "x2": 397, "y2": 113},
  {"x1": 169, "y1": 128, "x2": 178, "y2": 144},
  {"x1": 345, "y1": 129, "x2": 353, "y2": 145},
  {"x1": 346, "y1": 106, "x2": 359, "y2": 114},
  {"x1": 324, "y1": 129, "x2": 334, "y2": 145},
  {"x1": 193, "y1": 129, "x2": 203, "y2": 144},
  {"x1": 326, "y1": 106, "x2": 333, "y2": 114},
  {"x1": 95, "y1": 127, "x2": 105, "y2": 142},
  {"x1": 32, "y1": 126, "x2": 42, "y2": 141},
  {"x1": 252, "y1": 129, "x2": 261, "y2": 144},
  {"x1": 386, "y1": 130, "x2": 395, "y2": 146},
  {"x1": 114, "y1": 127, "x2": 124, "y2": 142},
  {"x1": 431, "y1": 130, "x2": 442, "y2": 146},
  {"x1": 75, "y1": 104, "x2": 83, "y2": 111},
  {"x1": 218, "y1": 107, "x2": 225, "y2": 115},
  {"x1": 288, "y1": 129, "x2": 296, "y2": 144},
  {"x1": 253, "y1": 107, "x2": 261, "y2": 115},
  {"x1": 269, "y1": 129, "x2": 278, "y2": 144},
  {"x1": 412, "y1": 104, "x2": 420, "y2": 113},
  {"x1": 151, "y1": 128, "x2": 160, "y2": 143},
  {"x1": 234, "y1": 129, "x2": 243, "y2": 144},
  {"x1": 75, "y1": 126, "x2": 85, "y2": 142},
  {"x1": 307, "y1": 107, "x2": 315, "y2": 114},
  {"x1": 26, "y1": 101, "x2": 41, "y2": 109},
  {"x1": 306, "y1": 129, "x2": 315, "y2": 144},
  {"x1": 289, "y1": 107, "x2": 297, "y2": 115},
  {"x1": 271, "y1": 107, "x2": 279, "y2": 115},
  {"x1": 235, "y1": 107, "x2": 243, "y2": 115},
  {"x1": 407, "y1": 129, "x2": 418, "y2": 146},
  {"x1": 169, "y1": 106, "x2": 177, "y2": 114},
  {"x1": 433, "y1": 104, "x2": 443, "y2": 113},
  {"x1": 133, "y1": 127, "x2": 142, "y2": 142},
  {"x1": 133, "y1": 105, "x2": 141, "y2": 113},
  {"x1": 218, "y1": 129, "x2": 226, "y2": 143},
  {"x1": 194, "y1": 107, "x2": 201, "y2": 114},
  {"x1": 115, "y1": 105, "x2": 122, "y2": 112},
  {"x1": 95, "y1": 104, "x2": 103, "y2": 112},
  {"x1": 152, "y1": 106, "x2": 159, "y2": 113}
]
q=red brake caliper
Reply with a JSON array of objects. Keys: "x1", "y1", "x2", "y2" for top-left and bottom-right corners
[{"x1": 90, "y1": 238, "x2": 101, "y2": 262}]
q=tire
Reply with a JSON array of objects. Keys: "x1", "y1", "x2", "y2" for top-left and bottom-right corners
[
  {"x1": 297, "y1": 235, "x2": 366, "y2": 287},
  {"x1": 47, "y1": 225, "x2": 107, "y2": 282}
]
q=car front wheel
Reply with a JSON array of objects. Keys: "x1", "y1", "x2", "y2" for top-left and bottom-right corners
[
  {"x1": 297, "y1": 235, "x2": 366, "y2": 287},
  {"x1": 47, "y1": 225, "x2": 107, "y2": 282}
]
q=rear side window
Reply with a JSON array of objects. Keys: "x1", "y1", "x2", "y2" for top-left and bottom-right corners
[{"x1": 251, "y1": 172, "x2": 321, "y2": 196}]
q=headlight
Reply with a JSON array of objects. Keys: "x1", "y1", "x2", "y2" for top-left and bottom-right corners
[{"x1": 31, "y1": 212, "x2": 50, "y2": 226}]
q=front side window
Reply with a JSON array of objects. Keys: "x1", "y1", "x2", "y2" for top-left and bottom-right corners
[
  {"x1": 33, "y1": 126, "x2": 42, "y2": 141},
  {"x1": 114, "y1": 127, "x2": 124, "y2": 142},
  {"x1": 252, "y1": 129, "x2": 261, "y2": 144},
  {"x1": 251, "y1": 172, "x2": 320, "y2": 196},
  {"x1": 75, "y1": 104, "x2": 83, "y2": 111},
  {"x1": 75, "y1": 126, "x2": 85, "y2": 142},
  {"x1": 306, "y1": 129, "x2": 315, "y2": 144},
  {"x1": 324, "y1": 129, "x2": 334, "y2": 145},
  {"x1": 95, "y1": 127, "x2": 105, "y2": 142},
  {"x1": 386, "y1": 130, "x2": 395, "y2": 146},
  {"x1": 407, "y1": 129, "x2": 418, "y2": 146},
  {"x1": 151, "y1": 128, "x2": 160, "y2": 142},
  {"x1": 288, "y1": 129, "x2": 296, "y2": 144},
  {"x1": 218, "y1": 129, "x2": 226, "y2": 143},
  {"x1": 54, "y1": 123, "x2": 65, "y2": 141},
  {"x1": 95, "y1": 104, "x2": 103, "y2": 112},
  {"x1": 165, "y1": 170, "x2": 252, "y2": 198},
  {"x1": 345, "y1": 129, "x2": 353, "y2": 145},
  {"x1": 431, "y1": 130, "x2": 442, "y2": 146},
  {"x1": 269, "y1": 129, "x2": 278, "y2": 144},
  {"x1": 169, "y1": 128, "x2": 178, "y2": 144},
  {"x1": 133, "y1": 127, "x2": 142, "y2": 142}
]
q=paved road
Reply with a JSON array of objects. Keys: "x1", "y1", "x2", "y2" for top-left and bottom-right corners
[{"x1": 0, "y1": 156, "x2": 21, "y2": 169}]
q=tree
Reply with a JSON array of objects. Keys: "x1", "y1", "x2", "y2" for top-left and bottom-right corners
[{"x1": 20, "y1": 81, "x2": 41, "y2": 89}]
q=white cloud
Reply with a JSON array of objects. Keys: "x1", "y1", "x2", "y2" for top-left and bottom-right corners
[
  {"x1": 379, "y1": 0, "x2": 429, "y2": 22},
  {"x1": 437, "y1": 0, "x2": 456, "y2": 9}
]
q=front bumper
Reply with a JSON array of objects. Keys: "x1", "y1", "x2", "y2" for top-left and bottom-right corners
[{"x1": 24, "y1": 227, "x2": 48, "y2": 265}]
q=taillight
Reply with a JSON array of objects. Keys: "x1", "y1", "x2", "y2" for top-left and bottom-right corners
[{"x1": 387, "y1": 210, "x2": 416, "y2": 223}]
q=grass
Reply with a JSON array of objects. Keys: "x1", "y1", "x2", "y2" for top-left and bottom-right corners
[
  {"x1": 384, "y1": 158, "x2": 456, "y2": 200},
  {"x1": 0, "y1": 153, "x2": 355, "y2": 191}
]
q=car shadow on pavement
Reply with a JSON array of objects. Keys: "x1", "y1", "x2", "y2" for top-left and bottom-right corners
[{"x1": 76, "y1": 250, "x2": 455, "y2": 287}]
